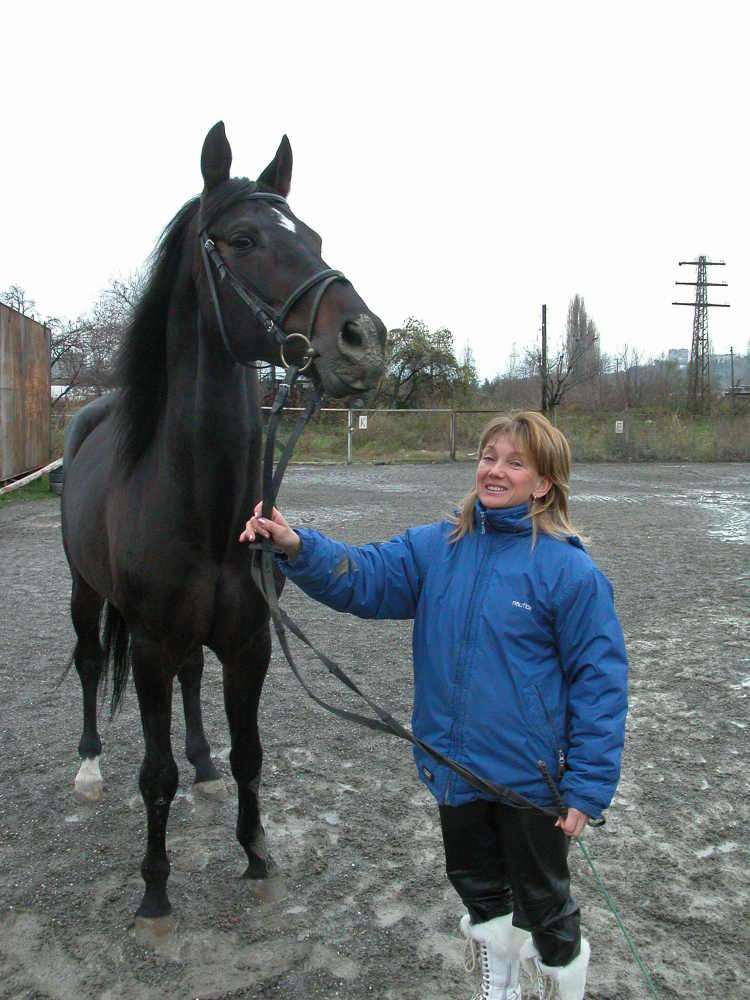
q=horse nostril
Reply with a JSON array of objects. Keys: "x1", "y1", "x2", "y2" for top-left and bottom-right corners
[{"x1": 340, "y1": 320, "x2": 365, "y2": 352}]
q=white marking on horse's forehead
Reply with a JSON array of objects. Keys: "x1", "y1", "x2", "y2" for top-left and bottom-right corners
[{"x1": 271, "y1": 207, "x2": 296, "y2": 233}]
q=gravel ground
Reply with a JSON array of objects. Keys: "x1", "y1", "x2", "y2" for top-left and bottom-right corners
[{"x1": 1, "y1": 461, "x2": 748, "y2": 1000}]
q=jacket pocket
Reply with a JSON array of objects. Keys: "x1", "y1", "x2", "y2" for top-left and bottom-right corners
[{"x1": 522, "y1": 683, "x2": 566, "y2": 780}]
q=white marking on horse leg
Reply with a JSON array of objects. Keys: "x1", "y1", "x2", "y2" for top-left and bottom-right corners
[
  {"x1": 133, "y1": 914, "x2": 177, "y2": 949},
  {"x1": 74, "y1": 756, "x2": 103, "y2": 802}
]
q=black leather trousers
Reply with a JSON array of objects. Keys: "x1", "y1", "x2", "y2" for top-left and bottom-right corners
[{"x1": 439, "y1": 799, "x2": 581, "y2": 967}]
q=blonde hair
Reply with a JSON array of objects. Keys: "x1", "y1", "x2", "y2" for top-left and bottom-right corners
[{"x1": 449, "y1": 411, "x2": 584, "y2": 546}]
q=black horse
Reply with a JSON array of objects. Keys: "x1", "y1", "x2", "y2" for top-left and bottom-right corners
[{"x1": 61, "y1": 122, "x2": 386, "y2": 937}]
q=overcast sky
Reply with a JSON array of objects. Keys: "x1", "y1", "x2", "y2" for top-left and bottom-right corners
[{"x1": 2, "y1": 1, "x2": 745, "y2": 378}]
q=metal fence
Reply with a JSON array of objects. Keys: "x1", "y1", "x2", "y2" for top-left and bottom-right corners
[
  {"x1": 263, "y1": 405, "x2": 750, "y2": 463},
  {"x1": 0, "y1": 305, "x2": 51, "y2": 481},
  {"x1": 262, "y1": 408, "x2": 528, "y2": 464}
]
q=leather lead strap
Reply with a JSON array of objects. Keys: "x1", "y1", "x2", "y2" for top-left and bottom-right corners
[{"x1": 250, "y1": 365, "x2": 562, "y2": 820}]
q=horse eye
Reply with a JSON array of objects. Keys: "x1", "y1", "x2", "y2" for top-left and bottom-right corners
[{"x1": 230, "y1": 236, "x2": 254, "y2": 251}]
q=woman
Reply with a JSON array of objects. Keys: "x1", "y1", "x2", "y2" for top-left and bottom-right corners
[{"x1": 240, "y1": 411, "x2": 628, "y2": 1000}]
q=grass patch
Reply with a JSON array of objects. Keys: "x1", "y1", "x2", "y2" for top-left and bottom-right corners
[
  {"x1": 13, "y1": 402, "x2": 749, "y2": 489},
  {"x1": 556, "y1": 410, "x2": 750, "y2": 462},
  {"x1": 269, "y1": 407, "x2": 750, "y2": 463},
  {"x1": 0, "y1": 475, "x2": 58, "y2": 507}
]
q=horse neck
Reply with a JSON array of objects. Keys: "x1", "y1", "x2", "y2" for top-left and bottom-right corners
[{"x1": 161, "y1": 305, "x2": 263, "y2": 527}]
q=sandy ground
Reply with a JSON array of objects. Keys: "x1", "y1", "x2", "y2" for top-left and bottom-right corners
[{"x1": 0, "y1": 461, "x2": 748, "y2": 1000}]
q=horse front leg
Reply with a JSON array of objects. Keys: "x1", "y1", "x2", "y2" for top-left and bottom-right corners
[
  {"x1": 70, "y1": 573, "x2": 105, "y2": 802},
  {"x1": 177, "y1": 647, "x2": 226, "y2": 798},
  {"x1": 220, "y1": 623, "x2": 283, "y2": 896},
  {"x1": 131, "y1": 633, "x2": 179, "y2": 939}
]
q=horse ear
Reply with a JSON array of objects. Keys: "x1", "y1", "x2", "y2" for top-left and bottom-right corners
[
  {"x1": 257, "y1": 135, "x2": 293, "y2": 197},
  {"x1": 201, "y1": 121, "x2": 232, "y2": 191}
]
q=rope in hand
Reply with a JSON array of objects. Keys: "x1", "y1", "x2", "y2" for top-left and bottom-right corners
[{"x1": 538, "y1": 762, "x2": 660, "y2": 998}]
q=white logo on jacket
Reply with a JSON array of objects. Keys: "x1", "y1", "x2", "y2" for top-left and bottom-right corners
[{"x1": 512, "y1": 600, "x2": 532, "y2": 612}]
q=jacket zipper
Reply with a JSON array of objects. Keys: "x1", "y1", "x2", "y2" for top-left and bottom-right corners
[
  {"x1": 534, "y1": 684, "x2": 566, "y2": 780},
  {"x1": 445, "y1": 515, "x2": 489, "y2": 804}
]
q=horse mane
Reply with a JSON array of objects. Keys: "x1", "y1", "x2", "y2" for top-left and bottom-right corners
[
  {"x1": 113, "y1": 196, "x2": 200, "y2": 469},
  {"x1": 112, "y1": 177, "x2": 260, "y2": 471},
  {"x1": 113, "y1": 178, "x2": 259, "y2": 471}
]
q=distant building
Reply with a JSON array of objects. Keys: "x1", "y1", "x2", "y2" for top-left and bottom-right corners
[
  {"x1": 667, "y1": 348, "x2": 690, "y2": 369},
  {"x1": 713, "y1": 352, "x2": 750, "y2": 392}
]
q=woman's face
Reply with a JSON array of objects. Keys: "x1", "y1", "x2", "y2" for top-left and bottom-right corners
[{"x1": 475, "y1": 434, "x2": 551, "y2": 509}]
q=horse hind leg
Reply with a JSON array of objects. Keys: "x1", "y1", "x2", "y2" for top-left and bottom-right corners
[
  {"x1": 70, "y1": 573, "x2": 105, "y2": 803},
  {"x1": 177, "y1": 648, "x2": 227, "y2": 799}
]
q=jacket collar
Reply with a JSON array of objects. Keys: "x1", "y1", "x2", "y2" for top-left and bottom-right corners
[{"x1": 474, "y1": 500, "x2": 533, "y2": 535}]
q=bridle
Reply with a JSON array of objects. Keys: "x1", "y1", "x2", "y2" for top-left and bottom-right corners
[{"x1": 199, "y1": 187, "x2": 347, "y2": 375}]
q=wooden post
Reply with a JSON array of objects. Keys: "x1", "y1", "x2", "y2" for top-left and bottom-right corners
[{"x1": 541, "y1": 304, "x2": 548, "y2": 412}]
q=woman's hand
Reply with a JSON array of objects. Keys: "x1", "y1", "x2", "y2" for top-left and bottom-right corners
[
  {"x1": 239, "y1": 503, "x2": 302, "y2": 561},
  {"x1": 555, "y1": 807, "x2": 589, "y2": 838}
]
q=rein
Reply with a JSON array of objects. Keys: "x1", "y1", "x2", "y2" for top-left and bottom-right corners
[{"x1": 247, "y1": 362, "x2": 563, "y2": 819}]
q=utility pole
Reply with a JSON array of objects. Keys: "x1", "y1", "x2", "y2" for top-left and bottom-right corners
[
  {"x1": 672, "y1": 257, "x2": 729, "y2": 412},
  {"x1": 541, "y1": 304, "x2": 548, "y2": 412},
  {"x1": 730, "y1": 346, "x2": 735, "y2": 390}
]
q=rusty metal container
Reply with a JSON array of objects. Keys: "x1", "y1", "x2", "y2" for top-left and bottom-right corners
[{"x1": 0, "y1": 304, "x2": 50, "y2": 481}]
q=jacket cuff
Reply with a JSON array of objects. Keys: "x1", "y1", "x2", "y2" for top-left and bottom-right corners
[
  {"x1": 561, "y1": 788, "x2": 605, "y2": 821},
  {"x1": 274, "y1": 527, "x2": 315, "y2": 576}
]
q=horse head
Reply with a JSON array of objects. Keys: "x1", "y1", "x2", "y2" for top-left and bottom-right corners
[{"x1": 197, "y1": 121, "x2": 386, "y2": 397}]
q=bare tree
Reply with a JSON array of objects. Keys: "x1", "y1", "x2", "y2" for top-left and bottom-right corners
[
  {"x1": 3, "y1": 271, "x2": 145, "y2": 405},
  {"x1": 565, "y1": 295, "x2": 600, "y2": 376},
  {"x1": 0, "y1": 284, "x2": 36, "y2": 316},
  {"x1": 83, "y1": 270, "x2": 145, "y2": 391},
  {"x1": 47, "y1": 316, "x2": 92, "y2": 404},
  {"x1": 527, "y1": 332, "x2": 601, "y2": 411},
  {"x1": 527, "y1": 296, "x2": 602, "y2": 412},
  {"x1": 613, "y1": 344, "x2": 643, "y2": 409}
]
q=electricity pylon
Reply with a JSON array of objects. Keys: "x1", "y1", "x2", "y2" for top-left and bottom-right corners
[{"x1": 672, "y1": 257, "x2": 729, "y2": 411}]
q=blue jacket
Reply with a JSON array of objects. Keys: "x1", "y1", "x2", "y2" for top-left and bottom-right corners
[{"x1": 277, "y1": 502, "x2": 628, "y2": 819}]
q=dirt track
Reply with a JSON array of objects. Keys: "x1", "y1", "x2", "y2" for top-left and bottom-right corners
[{"x1": 1, "y1": 461, "x2": 748, "y2": 999}]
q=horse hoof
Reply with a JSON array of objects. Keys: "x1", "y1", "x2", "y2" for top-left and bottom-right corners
[
  {"x1": 74, "y1": 779, "x2": 103, "y2": 803},
  {"x1": 133, "y1": 914, "x2": 176, "y2": 946},
  {"x1": 74, "y1": 757, "x2": 103, "y2": 802},
  {"x1": 243, "y1": 852, "x2": 279, "y2": 880},
  {"x1": 245, "y1": 875, "x2": 287, "y2": 903},
  {"x1": 193, "y1": 778, "x2": 229, "y2": 800}
]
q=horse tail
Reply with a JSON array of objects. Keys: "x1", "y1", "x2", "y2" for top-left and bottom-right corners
[{"x1": 101, "y1": 600, "x2": 131, "y2": 717}]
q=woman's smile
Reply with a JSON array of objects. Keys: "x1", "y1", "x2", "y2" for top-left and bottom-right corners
[{"x1": 476, "y1": 434, "x2": 550, "y2": 509}]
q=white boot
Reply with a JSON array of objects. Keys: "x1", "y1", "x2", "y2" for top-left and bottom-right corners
[
  {"x1": 460, "y1": 913, "x2": 531, "y2": 1000},
  {"x1": 519, "y1": 937, "x2": 590, "y2": 1000}
]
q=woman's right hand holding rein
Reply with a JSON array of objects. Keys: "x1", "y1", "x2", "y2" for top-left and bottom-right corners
[{"x1": 239, "y1": 503, "x2": 302, "y2": 561}]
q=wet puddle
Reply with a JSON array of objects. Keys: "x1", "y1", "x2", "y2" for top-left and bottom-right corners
[{"x1": 572, "y1": 487, "x2": 750, "y2": 543}]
